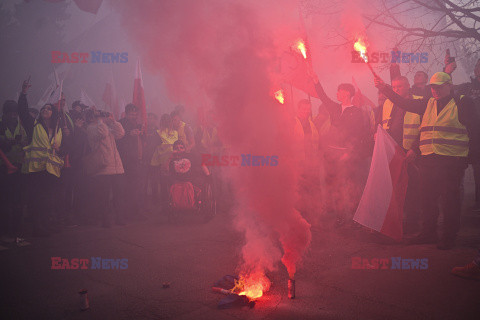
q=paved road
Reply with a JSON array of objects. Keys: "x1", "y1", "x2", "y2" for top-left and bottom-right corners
[{"x1": 1, "y1": 170, "x2": 479, "y2": 320}]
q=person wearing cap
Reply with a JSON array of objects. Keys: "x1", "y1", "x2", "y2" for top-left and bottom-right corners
[
  {"x1": 375, "y1": 71, "x2": 480, "y2": 249},
  {"x1": 446, "y1": 57, "x2": 480, "y2": 212}
]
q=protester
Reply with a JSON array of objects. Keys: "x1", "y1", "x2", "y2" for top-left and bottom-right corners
[
  {"x1": 66, "y1": 112, "x2": 88, "y2": 225},
  {"x1": 150, "y1": 113, "x2": 178, "y2": 211},
  {"x1": 18, "y1": 79, "x2": 68, "y2": 237},
  {"x1": 171, "y1": 109, "x2": 195, "y2": 151},
  {"x1": 143, "y1": 112, "x2": 162, "y2": 209},
  {"x1": 293, "y1": 99, "x2": 320, "y2": 164},
  {"x1": 169, "y1": 139, "x2": 210, "y2": 188},
  {"x1": 293, "y1": 99, "x2": 323, "y2": 225},
  {"x1": 311, "y1": 74, "x2": 372, "y2": 227},
  {"x1": 411, "y1": 71, "x2": 432, "y2": 99},
  {"x1": 378, "y1": 76, "x2": 423, "y2": 234},
  {"x1": 0, "y1": 99, "x2": 28, "y2": 242},
  {"x1": 375, "y1": 72, "x2": 480, "y2": 249},
  {"x1": 55, "y1": 93, "x2": 76, "y2": 227},
  {"x1": 85, "y1": 109, "x2": 125, "y2": 227},
  {"x1": 118, "y1": 103, "x2": 144, "y2": 220},
  {"x1": 448, "y1": 58, "x2": 480, "y2": 212}
]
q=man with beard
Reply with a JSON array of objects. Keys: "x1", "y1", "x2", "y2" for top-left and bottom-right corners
[{"x1": 375, "y1": 72, "x2": 480, "y2": 249}]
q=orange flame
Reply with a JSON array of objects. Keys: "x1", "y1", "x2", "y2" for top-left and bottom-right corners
[
  {"x1": 354, "y1": 39, "x2": 368, "y2": 63},
  {"x1": 231, "y1": 272, "x2": 271, "y2": 300},
  {"x1": 294, "y1": 39, "x2": 307, "y2": 59},
  {"x1": 274, "y1": 90, "x2": 285, "y2": 104}
]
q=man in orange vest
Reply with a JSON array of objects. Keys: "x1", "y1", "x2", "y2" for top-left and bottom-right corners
[{"x1": 375, "y1": 72, "x2": 480, "y2": 249}]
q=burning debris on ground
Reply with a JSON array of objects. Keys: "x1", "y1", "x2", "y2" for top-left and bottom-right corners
[{"x1": 1, "y1": 0, "x2": 480, "y2": 319}]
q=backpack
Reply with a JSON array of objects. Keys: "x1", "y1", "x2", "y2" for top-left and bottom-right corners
[{"x1": 170, "y1": 182, "x2": 196, "y2": 209}]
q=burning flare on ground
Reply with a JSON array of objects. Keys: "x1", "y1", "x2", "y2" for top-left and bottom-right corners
[
  {"x1": 293, "y1": 39, "x2": 307, "y2": 59},
  {"x1": 231, "y1": 271, "x2": 271, "y2": 300},
  {"x1": 354, "y1": 38, "x2": 368, "y2": 63},
  {"x1": 274, "y1": 89, "x2": 285, "y2": 104}
]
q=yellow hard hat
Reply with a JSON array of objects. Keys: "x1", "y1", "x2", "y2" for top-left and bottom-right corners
[{"x1": 430, "y1": 72, "x2": 452, "y2": 85}]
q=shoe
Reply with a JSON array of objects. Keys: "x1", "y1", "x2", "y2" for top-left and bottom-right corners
[
  {"x1": 451, "y1": 262, "x2": 480, "y2": 280},
  {"x1": 406, "y1": 233, "x2": 437, "y2": 245},
  {"x1": 437, "y1": 239, "x2": 455, "y2": 250}
]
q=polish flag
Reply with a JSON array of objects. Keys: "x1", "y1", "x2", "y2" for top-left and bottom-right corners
[
  {"x1": 47, "y1": 80, "x2": 63, "y2": 105},
  {"x1": 133, "y1": 59, "x2": 147, "y2": 129},
  {"x1": 353, "y1": 125, "x2": 408, "y2": 241},
  {"x1": 102, "y1": 74, "x2": 119, "y2": 120},
  {"x1": 80, "y1": 88, "x2": 96, "y2": 108}
]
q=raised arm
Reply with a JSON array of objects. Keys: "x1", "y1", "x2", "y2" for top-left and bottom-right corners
[
  {"x1": 17, "y1": 79, "x2": 35, "y2": 141},
  {"x1": 374, "y1": 76, "x2": 428, "y2": 115}
]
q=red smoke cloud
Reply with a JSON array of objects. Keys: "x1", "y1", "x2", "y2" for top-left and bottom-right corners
[{"x1": 114, "y1": 0, "x2": 311, "y2": 290}]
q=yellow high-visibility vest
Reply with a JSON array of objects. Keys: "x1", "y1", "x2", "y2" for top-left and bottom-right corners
[
  {"x1": 294, "y1": 117, "x2": 320, "y2": 161},
  {"x1": 150, "y1": 129, "x2": 178, "y2": 167},
  {"x1": 22, "y1": 122, "x2": 64, "y2": 177},
  {"x1": 0, "y1": 121, "x2": 27, "y2": 165},
  {"x1": 382, "y1": 95, "x2": 422, "y2": 149},
  {"x1": 419, "y1": 96, "x2": 468, "y2": 157},
  {"x1": 177, "y1": 121, "x2": 188, "y2": 148}
]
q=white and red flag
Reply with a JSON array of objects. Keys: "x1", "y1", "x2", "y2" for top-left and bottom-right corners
[
  {"x1": 80, "y1": 88, "x2": 96, "y2": 108},
  {"x1": 133, "y1": 59, "x2": 147, "y2": 128},
  {"x1": 353, "y1": 125, "x2": 409, "y2": 241},
  {"x1": 102, "y1": 73, "x2": 120, "y2": 119},
  {"x1": 47, "y1": 79, "x2": 63, "y2": 105}
]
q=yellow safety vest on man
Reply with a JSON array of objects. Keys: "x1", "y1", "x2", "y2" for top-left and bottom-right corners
[
  {"x1": 419, "y1": 96, "x2": 469, "y2": 157},
  {"x1": 0, "y1": 121, "x2": 28, "y2": 165},
  {"x1": 150, "y1": 129, "x2": 178, "y2": 168},
  {"x1": 382, "y1": 95, "x2": 422, "y2": 150},
  {"x1": 294, "y1": 117, "x2": 320, "y2": 162},
  {"x1": 176, "y1": 121, "x2": 188, "y2": 149},
  {"x1": 22, "y1": 123, "x2": 64, "y2": 177}
]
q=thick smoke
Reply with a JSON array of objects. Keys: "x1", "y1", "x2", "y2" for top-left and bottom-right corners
[{"x1": 114, "y1": 0, "x2": 311, "y2": 284}]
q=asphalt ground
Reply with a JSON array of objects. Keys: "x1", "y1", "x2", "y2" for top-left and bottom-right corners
[{"x1": 1, "y1": 168, "x2": 479, "y2": 320}]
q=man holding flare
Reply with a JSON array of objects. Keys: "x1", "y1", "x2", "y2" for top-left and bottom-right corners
[{"x1": 374, "y1": 72, "x2": 480, "y2": 249}]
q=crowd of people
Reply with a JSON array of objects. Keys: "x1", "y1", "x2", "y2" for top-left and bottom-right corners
[
  {"x1": 0, "y1": 79, "x2": 220, "y2": 240},
  {"x1": 1, "y1": 54, "x2": 480, "y2": 279}
]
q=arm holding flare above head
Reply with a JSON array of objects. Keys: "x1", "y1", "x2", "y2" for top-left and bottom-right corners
[
  {"x1": 307, "y1": 69, "x2": 340, "y2": 116},
  {"x1": 374, "y1": 75, "x2": 428, "y2": 115}
]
